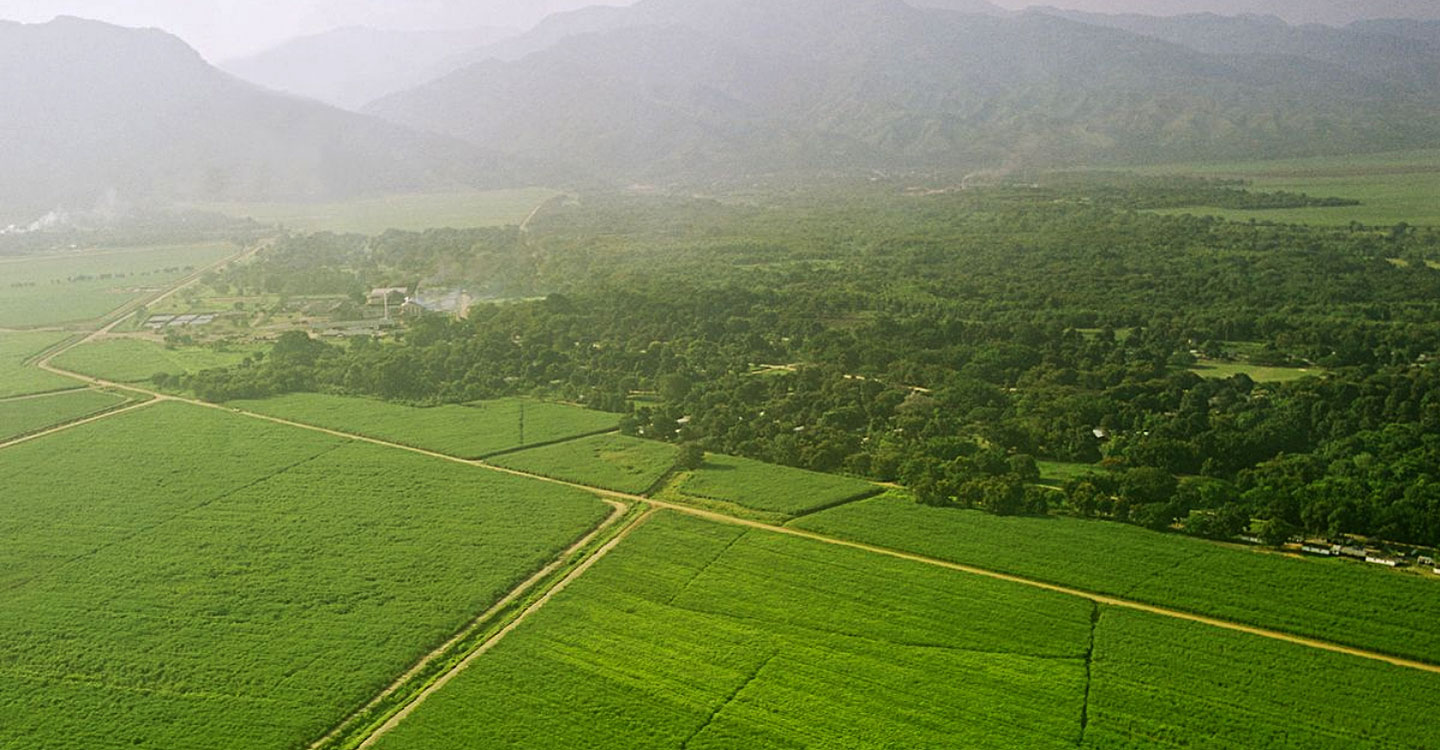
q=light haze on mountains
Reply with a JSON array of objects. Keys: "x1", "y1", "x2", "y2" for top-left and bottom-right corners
[
  {"x1": 1, "y1": 0, "x2": 1439, "y2": 224},
  {"x1": 1, "y1": 0, "x2": 1437, "y2": 59}
]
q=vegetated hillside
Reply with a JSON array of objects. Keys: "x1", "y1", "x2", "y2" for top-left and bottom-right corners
[
  {"x1": 1037, "y1": 8, "x2": 1440, "y2": 81},
  {"x1": 367, "y1": 0, "x2": 1440, "y2": 181},
  {"x1": 1005, "y1": 0, "x2": 1440, "y2": 26},
  {"x1": 222, "y1": 26, "x2": 517, "y2": 110},
  {"x1": 1349, "y1": 17, "x2": 1440, "y2": 45},
  {"x1": 0, "y1": 17, "x2": 515, "y2": 223}
]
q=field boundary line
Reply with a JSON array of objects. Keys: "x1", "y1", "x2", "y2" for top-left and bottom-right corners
[
  {"x1": 0, "y1": 387, "x2": 90, "y2": 404},
  {"x1": 307, "y1": 499, "x2": 630, "y2": 749},
  {"x1": 0, "y1": 391, "x2": 142, "y2": 446},
  {"x1": 353, "y1": 506, "x2": 660, "y2": 750},
  {"x1": 0, "y1": 397, "x2": 161, "y2": 453},
  {"x1": 39, "y1": 369, "x2": 1440, "y2": 677},
  {"x1": 30, "y1": 261, "x2": 1440, "y2": 681},
  {"x1": 475, "y1": 426, "x2": 623, "y2": 460},
  {"x1": 680, "y1": 650, "x2": 780, "y2": 749},
  {"x1": 1, "y1": 438, "x2": 343, "y2": 595},
  {"x1": 35, "y1": 239, "x2": 269, "y2": 370}
]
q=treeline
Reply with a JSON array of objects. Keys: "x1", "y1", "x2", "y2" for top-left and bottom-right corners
[{"x1": 185, "y1": 183, "x2": 1440, "y2": 545}]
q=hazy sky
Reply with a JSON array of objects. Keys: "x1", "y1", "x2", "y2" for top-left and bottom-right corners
[{"x1": 0, "y1": 0, "x2": 634, "y2": 60}]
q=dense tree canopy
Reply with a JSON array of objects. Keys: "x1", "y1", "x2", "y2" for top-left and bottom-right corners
[{"x1": 188, "y1": 180, "x2": 1440, "y2": 546}]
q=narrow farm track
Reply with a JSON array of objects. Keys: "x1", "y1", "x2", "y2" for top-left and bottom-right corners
[
  {"x1": 0, "y1": 397, "x2": 162, "y2": 452},
  {"x1": 14, "y1": 239, "x2": 1440, "y2": 750},
  {"x1": 33, "y1": 353, "x2": 1440, "y2": 679},
  {"x1": 0, "y1": 388, "x2": 89, "y2": 404},
  {"x1": 307, "y1": 500, "x2": 631, "y2": 750},
  {"x1": 355, "y1": 507, "x2": 660, "y2": 750}
]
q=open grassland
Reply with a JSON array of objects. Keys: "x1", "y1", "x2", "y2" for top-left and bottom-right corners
[
  {"x1": 52, "y1": 338, "x2": 257, "y2": 383},
  {"x1": 0, "y1": 243, "x2": 237, "y2": 327},
  {"x1": 0, "y1": 330, "x2": 80, "y2": 398},
  {"x1": 372, "y1": 511, "x2": 1095, "y2": 750},
  {"x1": 1190, "y1": 359, "x2": 1324, "y2": 382},
  {"x1": 0, "y1": 389, "x2": 130, "y2": 442},
  {"x1": 674, "y1": 453, "x2": 880, "y2": 516},
  {"x1": 0, "y1": 402, "x2": 611, "y2": 750},
  {"x1": 490, "y1": 434, "x2": 677, "y2": 494},
  {"x1": 1145, "y1": 149, "x2": 1440, "y2": 226},
  {"x1": 1083, "y1": 608, "x2": 1440, "y2": 749},
  {"x1": 227, "y1": 393, "x2": 619, "y2": 459},
  {"x1": 794, "y1": 492, "x2": 1440, "y2": 665},
  {"x1": 190, "y1": 188, "x2": 561, "y2": 235},
  {"x1": 1038, "y1": 460, "x2": 1103, "y2": 487}
]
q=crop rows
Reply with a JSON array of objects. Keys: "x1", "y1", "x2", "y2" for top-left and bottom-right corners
[
  {"x1": 0, "y1": 330, "x2": 79, "y2": 398},
  {"x1": 795, "y1": 492, "x2": 1440, "y2": 665},
  {"x1": 674, "y1": 453, "x2": 879, "y2": 516},
  {"x1": 0, "y1": 389, "x2": 130, "y2": 443},
  {"x1": 489, "y1": 433, "x2": 678, "y2": 494},
  {"x1": 370, "y1": 512, "x2": 1093, "y2": 750},
  {"x1": 53, "y1": 338, "x2": 257, "y2": 383},
  {"x1": 0, "y1": 243, "x2": 236, "y2": 328},
  {"x1": 228, "y1": 393, "x2": 619, "y2": 459},
  {"x1": 0, "y1": 402, "x2": 611, "y2": 749},
  {"x1": 1084, "y1": 608, "x2": 1440, "y2": 748}
]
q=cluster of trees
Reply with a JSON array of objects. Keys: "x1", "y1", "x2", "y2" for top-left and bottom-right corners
[{"x1": 186, "y1": 180, "x2": 1440, "y2": 545}]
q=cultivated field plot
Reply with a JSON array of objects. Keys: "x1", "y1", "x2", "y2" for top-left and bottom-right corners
[
  {"x1": 0, "y1": 402, "x2": 612, "y2": 750},
  {"x1": 0, "y1": 330, "x2": 79, "y2": 398},
  {"x1": 674, "y1": 453, "x2": 879, "y2": 516},
  {"x1": 372, "y1": 511, "x2": 1095, "y2": 750},
  {"x1": 1190, "y1": 359, "x2": 1323, "y2": 383},
  {"x1": 1145, "y1": 149, "x2": 1440, "y2": 226},
  {"x1": 52, "y1": 338, "x2": 256, "y2": 383},
  {"x1": 0, "y1": 389, "x2": 130, "y2": 442},
  {"x1": 795, "y1": 493, "x2": 1440, "y2": 665},
  {"x1": 190, "y1": 188, "x2": 560, "y2": 234},
  {"x1": 490, "y1": 433, "x2": 678, "y2": 494},
  {"x1": 0, "y1": 243, "x2": 236, "y2": 327},
  {"x1": 228, "y1": 393, "x2": 619, "y2": 459},
  {"x1": 1083, "y1": 608, "x2": 1440, "y2": 749}
]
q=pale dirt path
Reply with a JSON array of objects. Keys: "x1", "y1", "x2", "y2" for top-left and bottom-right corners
[
  {"x1": 0, "y1": 241, "x2": 268, "y2": 447},
  {"x1": 18, "y1": 234, "x2": 1439, "y2": 750},
  {"x1": 0, "y1": 397, "x2": 164, "y2": 452},
  {"x1": 308, "y1": 501, "x2": 631, "y2": 750},
  {"x1": 356, "y1": 508, "x2": 659, "y2": 750},
  {"x1": 34, "y1": 357, "x2": 1440, "y2": 679},
  {"x1": 0, "y1": 388, "x2": 91, "y2": 404}
]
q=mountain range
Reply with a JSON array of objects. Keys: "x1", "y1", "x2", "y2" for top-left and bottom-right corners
[
  {"x1": 222, "y1": 26, "x2": 517, "y2": 110},
  {"x1": 5, "y1": 0, "x2": 1440, "y2": 216},
  {"x1": 363, "y1": 0, "x2": 1440, "y2": 179},
  {"x1": 0, "y1": 17, "x2": 515, "y2": 223},
  {"x1": 1003, "y1": 0, "x2": 1440, "y2": 26}
]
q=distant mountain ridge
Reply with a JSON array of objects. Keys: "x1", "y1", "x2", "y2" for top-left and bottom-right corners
[
  {"x1": 1003, "y1": 0, "x2": 1440, "y2": 26},
  {"x1": 223, "y1": 25, "x2": 518, "y2": 110},
  {"x1": 365, "y1": 0, "x2": 1440, "y2": 180},
  {"x1": 0, "y1": 17, "x2": 516, "y2": 222}
]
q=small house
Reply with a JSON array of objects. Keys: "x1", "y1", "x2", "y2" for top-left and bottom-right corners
[{"x1": 367, "y1": 287, "x2": 408, "y2": 306}]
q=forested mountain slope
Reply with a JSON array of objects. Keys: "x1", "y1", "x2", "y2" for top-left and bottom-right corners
[{"x1": 367, "y1": 0, "x2": 1440, "y2": 180}]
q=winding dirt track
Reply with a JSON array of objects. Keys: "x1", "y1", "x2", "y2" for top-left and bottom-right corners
[
  {"x1": 10, "y1": 237, "x2": 1440, "y2": 749},
  {"x1": 34, "y1": 356, "x2": 1440, "y2": 678}
]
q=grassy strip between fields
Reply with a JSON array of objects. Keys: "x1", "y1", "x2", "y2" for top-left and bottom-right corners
[
  {"x1": 0, "y1": 390, "x2": 144, "y2": 445},
  {"x1": 314, "y1": 501, "x2": 648, "y2": 750}
]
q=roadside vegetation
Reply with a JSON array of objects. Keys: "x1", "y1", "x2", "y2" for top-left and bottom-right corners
[
  {"x1": 227, "y1": 392, "x2": 619, "y2": 459},
  {"x1": 0, "y1": 330, "x2": 79, "y2": 398},
  {"x1": 0, "y1": 402, "x2": 611, "y2": 749},
  {"x1": 0, "y1": 388, "x2": 131, "y2": 442},
  {"x1": 489, "y1": 433, "x2": 678, "y2": 494}
]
